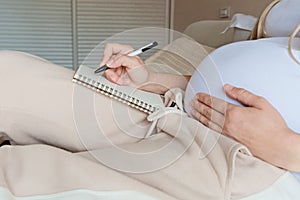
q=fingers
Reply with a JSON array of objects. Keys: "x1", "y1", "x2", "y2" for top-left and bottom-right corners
[
  {"x1": 104, "y1": 55, "x2": 144, "y2": 86},
  {"x1": 100, "y1": 44, "x2": 114, "y2": 67},
  {"x1": 224, "y1": 84, "x2": 267, "y2": 108},
  {"x1": 191, "y1": 92, "x2": 243, "y2": 135},
  {"x1": 109, "y1": 55, "x2": 144, "y2": 70},
  {"x1": 190, "y1": 108, "x2": 223, "y2": 133},
  {"x1": 100, "y1": 43, "x2": 134, "y2": 66},
  {"x1": 190, "y1": 98, "x2": 225, "y2": 132},
  {"x1": 192, "y1": 86, "x2": 272, "y2": 142},
  {"x1": 190, "y1": 98, "x2": 225, "y2": 124},
  {"x1": 105, "y1": 68, "x2": 124, "y2": 84},
  {"x1": 195, "y1": 93, "x2": 227, "y2": 114}
]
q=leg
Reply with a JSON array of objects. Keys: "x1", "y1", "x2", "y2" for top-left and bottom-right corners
[{"x1": 0, "y1": 51, "x2": 148, "y2": 152}]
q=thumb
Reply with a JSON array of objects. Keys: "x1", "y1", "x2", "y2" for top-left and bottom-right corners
[{"x1": 224, "y1": 84, "x2": 266, "y2": 108}]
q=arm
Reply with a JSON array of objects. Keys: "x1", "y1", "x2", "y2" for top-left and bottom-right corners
[
  {"x1": 286, "y1": 133, "x2": 300, "y2": 172},
  {"x1": 101, "y1": 43, "x2": 190, "y2": 94},
  {"x1": 190, "y1": 84, "x2": 300, "y2": 172},
  {"x1": 140, "y1": 73, "x2": 190, "y2": 94}
]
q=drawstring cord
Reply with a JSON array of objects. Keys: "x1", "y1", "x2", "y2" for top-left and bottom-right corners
[{"x1": 145, "y1": 88, "x2": 187, "y2": 138}]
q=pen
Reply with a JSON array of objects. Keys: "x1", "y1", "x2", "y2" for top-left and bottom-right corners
[{"x1": 94, "y1": 41, "x2": 158, "y2": 74}]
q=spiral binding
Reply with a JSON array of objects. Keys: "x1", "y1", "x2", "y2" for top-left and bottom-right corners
[{"x1": 73, "y1": 74, "x2": 156, "y2": 114}]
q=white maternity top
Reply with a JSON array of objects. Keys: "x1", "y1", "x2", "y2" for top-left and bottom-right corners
[{"x1": 184, "y1": 37, "x2": 300, "y2": 181}]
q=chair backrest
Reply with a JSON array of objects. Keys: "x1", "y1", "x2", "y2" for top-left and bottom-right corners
[
  {"x1": 184, "y1": 20, "x2": 231, "y2": 48},
  {"x1": 183, "y1": 20, "x2": 252, "y2": 48}
]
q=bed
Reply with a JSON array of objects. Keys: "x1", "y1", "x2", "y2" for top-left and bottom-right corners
[{"x1": 0, "y1": 27, "x2": 299, "y2": 200}]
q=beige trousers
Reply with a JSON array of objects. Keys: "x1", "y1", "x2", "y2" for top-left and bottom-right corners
[{"x1": 0, "y1": 50, "x2": 149, "y2": 151}]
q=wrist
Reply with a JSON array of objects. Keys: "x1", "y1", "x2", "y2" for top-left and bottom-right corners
[
  {"x1": 147, "y1": 70, "x2": 157, "y2": 84},
  {"x1": 280, "y1": 129, "x2": 300, "y2": 172},
  {"x1": 139, "y1": 71, "x2": 168, "y2": 94}
]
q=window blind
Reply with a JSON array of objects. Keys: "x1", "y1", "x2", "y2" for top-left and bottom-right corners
[
  {"x1": 0, "y1": 0, "x2": 73, "y2": 68},
  {"x1": 76, "y1": 0, "x2": 171, "y2": 68},
  {"x1": 0, "y1": 0, "x2": 171, "y2": 69}
]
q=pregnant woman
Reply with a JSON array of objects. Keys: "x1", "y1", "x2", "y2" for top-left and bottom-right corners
[
  {"x1": 0, "y1": 37, "x2": 300, "y2": 199},
  {"x1": 102, "y1": 41, "x2": 300, "y2": 178}
]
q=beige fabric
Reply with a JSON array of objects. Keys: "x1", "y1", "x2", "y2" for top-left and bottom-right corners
[
  {"x1": 0, "y1": 50, "x2": 292, "y2": 199},
  {"x1": 0, "y1": 50, "x2": 149, "y2": 152},
  {"x1": 145, "y1": 37, "x2": 214, "y2": 75}
]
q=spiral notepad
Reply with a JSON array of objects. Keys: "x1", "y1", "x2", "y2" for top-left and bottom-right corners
[{"x1": 72, "y1": 65, "x2": 164, "y2": 114}]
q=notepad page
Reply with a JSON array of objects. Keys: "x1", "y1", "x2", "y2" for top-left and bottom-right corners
[{"x1": 73, "y1": 65, "x2": 164, "y2": 114}]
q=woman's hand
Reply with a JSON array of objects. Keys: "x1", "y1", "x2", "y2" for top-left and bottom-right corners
[
  {"x1": 100, "y1": 43, "x2": 190, "y2": 94},
  {"x1": 190, "y1": 84, "x2": 300, "y2": 171},
  {"x1": 100, "y1": 43, "x2": 134, "y2": 67},
  {"x1": 100, "y1": 43, "x2": 153, "y2": 88}
]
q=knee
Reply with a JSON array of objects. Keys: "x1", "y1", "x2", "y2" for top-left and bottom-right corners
[{"x1": 0, "y1": 50, "x2": 50, "y2": 65}]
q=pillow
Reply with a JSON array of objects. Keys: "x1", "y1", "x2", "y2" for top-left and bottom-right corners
[
  {"x1": 264, "y1": 0, "x2": 300, "y2": 37},
  {"x1": 145, "y1": 37, "x2": 214, "y2": 75},
  {"x1": 222, "y1": 13, "x2": 257, "y2": 41}
]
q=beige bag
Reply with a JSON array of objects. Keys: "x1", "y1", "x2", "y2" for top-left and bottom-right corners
[
  {"x1": 288, "y1": 24, "x2": 300, "y2": 65},
  {"x1": 249, "y1": 0, "x2": 280, "y2": 40}
]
